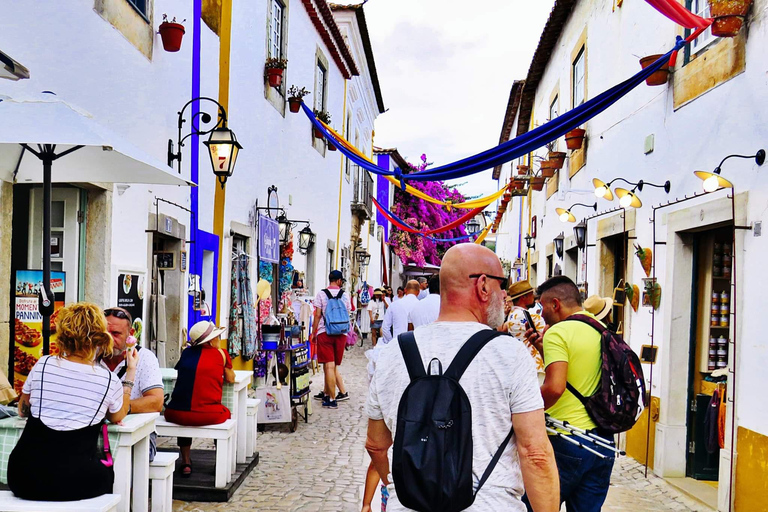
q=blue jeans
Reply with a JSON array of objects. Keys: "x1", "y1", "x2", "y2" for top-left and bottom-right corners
[{"x1": 523, "y1": 432, "x2": 615, "y2": 512}]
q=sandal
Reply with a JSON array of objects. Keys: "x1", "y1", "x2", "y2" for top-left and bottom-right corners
[{"x1": 181, "y1": 464, "x2": 192, "y2": 477}]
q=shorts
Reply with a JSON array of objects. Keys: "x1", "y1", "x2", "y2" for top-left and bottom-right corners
[
  {"x1": 372, "y1": 320, "x2": 383, "y2": 330},
  {"x1": 317, "y1": 332, "x2": 346, "y2": 365}
]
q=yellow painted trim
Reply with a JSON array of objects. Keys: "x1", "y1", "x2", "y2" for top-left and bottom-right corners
[
  {"x1": 334, "y1": 80, "x2": 348, "y2": 269},
  {"x1": 735, "y1": 426, "x2": 768, "y2": 512},
  {"x1": 214, "y1": 0, "x2": 232, "y2": 332}
]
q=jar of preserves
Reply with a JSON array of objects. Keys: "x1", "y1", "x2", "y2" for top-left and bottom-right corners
[
  {"x1": 723, "y1": 265, "x2": 731, "y2": 279},
  {"x1": 708, "y1": 358, "x2": 717, "y2": 371},
  {"x1": 711, "y1": 315, "x2": 720, "y2": 327},
  {"x1": 713, "y1": 265, "x2": 722, "y2": 277},
  {"x1": 717, "y1": 355, "x2": 728, "y2": 368},
  {"x1": 720, "y1": 315, "x2": 730, "y2": 328},
  {"x1": 720, "y1": 291, "x2": 730, "y2": 304}
]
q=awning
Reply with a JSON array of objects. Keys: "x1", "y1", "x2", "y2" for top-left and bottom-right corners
[
  {"x1": 0, "y1": 50, "x2": 30, "y2": 81},
  {"x1": 0, "y1": 92, "x2": 193, "y2": 186},
  {"x1": 403, "y1": 263, "x2": 440, "y2": 276}
]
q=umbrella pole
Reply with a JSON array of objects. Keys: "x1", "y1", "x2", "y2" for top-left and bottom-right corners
[{"x1": 42, "y1": 152, "x2": 52, "y2": 355}]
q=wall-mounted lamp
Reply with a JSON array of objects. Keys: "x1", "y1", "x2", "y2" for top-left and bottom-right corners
[
  {"x1": 168, "y1": 97, "x2": 242, "y2": 188},
  {"x1": 593, "y1": 177, "x2": 670, "y2": 206},
  {"x1": 554, "y1": 232, "x2": 564, "y2": 259},
  {"x1": 573, "y1": 220, "x2": 587, "y2": 249},
  {"x1": 466, "y1": 218, "x2": 481, "y2": 235},
  {"x1": 298, "y1": 224, "x2": 316, "y2": 254},
  {"x1": 695, "y1": 149, "x2": 765, "y2": 192},
  {"x1": 556, "y1": 202, "x2": 597, "y2": 223},
  {"x1": 277, "y1": 213, "x2": 291, "y2": 243},
  {"x1": 524, "y1": 233, "x2": 535, "y2": 251},
  {"x1": 355, "y1": 246, "x2": 371, "y2": 267}
]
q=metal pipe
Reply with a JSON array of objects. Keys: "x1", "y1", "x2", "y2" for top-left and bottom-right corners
[
  {"x1": 42, "y1": 149, "x2": 52, "y2": 354},
  {"x1": 545, "y1": 427, "x2": 610, "y2": 459},
  {"x1": 728, "y1": 190, "x2": 739, "y2": 512},
  {"x1": 546, "y1": 418, "x2": 624, "y2": 455}
]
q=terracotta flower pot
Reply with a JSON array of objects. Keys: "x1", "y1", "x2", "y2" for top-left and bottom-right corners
[
  {"x1": 328, "y1": 142, "x2": 337, "y2": 151},
  {"x1": 503, "y1": 192, "x2": 512, "y2": 201},
  {"x1": 517, "y1": 164, "x2": 530, "y2": 176},
  {"x1": 288, "y1": 98, "x2": 302, "y2": 113},
  {"x1": 708, "y1": 0, "x2": 752, "y2": 37},
  {"x1": 565, "y1": 128, "x2": 586, "y2": 150},
  {"x1": 510, "y1": 180, "x2": 525, "y2": 190},
  {"x1": 159, "y1": 22, "x2": 185, "y2": 52},
  {"x1": 540, "y1": 160, "x2": 557, "y2": 178},
  {"x1": 531, "y1": 177, "x2": 545, "y2": 191},
  {"x1": 548, "y1": 151, "x2": 566, "y2": 169},
  {"x1": 313, "y1": 126, "x2": 324, "y2": 139},
  {"x1": 266, "y1": 67, "x2": 284, "y2": 88},
  {"x1": 639, "y1": 55, "x2": 670, "y2": 86}
]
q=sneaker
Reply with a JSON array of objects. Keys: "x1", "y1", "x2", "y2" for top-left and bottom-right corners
[
  {"x1": 313, "y1": 391, "x2": 325, "y2": 401},
  {"x1": 322, "y1": 397, "x2": 338, "y2": 409},
  {"x1": 336, "y1": 392, "x2": 349, "y2": 402}
]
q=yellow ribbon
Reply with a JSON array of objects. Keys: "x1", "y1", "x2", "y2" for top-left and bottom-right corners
[{"x1": 318, "y1": 120, "x2": 507, "y2": 210}]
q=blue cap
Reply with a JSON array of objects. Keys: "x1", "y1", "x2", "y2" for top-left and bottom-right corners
[{"x1": 329, "y1": 270, "x2": 343, "y2": 281}]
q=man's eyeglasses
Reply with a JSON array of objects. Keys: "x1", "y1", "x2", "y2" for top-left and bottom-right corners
[
  {"x1": 104, "y1": 308, "x2": 132, "y2": 323},
  {"x1": 469, "y1": 274, "x2": 508, "y2": 291}
]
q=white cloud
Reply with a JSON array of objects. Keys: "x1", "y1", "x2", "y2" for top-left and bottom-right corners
[{"x1": 365, "y1": 0, "x2": 556, "y2": 197}]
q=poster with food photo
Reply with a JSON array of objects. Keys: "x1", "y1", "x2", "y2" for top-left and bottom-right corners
[
  {"x1": 117, "y1": 273, "x2": 144, "y2": 344},
  {"x1": 14, "y1": 270, "x2": 66, "y2": 394}
]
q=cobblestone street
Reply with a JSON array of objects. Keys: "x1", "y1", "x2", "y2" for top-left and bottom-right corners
[{"x1": 172, "y1": 342, "x2": 715, "y2": 512}]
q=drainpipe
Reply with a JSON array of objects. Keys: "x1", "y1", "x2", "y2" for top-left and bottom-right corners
[
  {"x1": 188, "y1": 0, "x2": 202, "y2": 333},
  {"x1": 334, "y1": 80, "x2": 348, "y2": 268}
]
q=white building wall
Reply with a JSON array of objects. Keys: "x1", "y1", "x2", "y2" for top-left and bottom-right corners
[{"x1": 499, "y1": 0, "x2": 768, "y2": 502}]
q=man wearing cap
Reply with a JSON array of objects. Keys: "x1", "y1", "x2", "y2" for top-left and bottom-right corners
[
  {"x1": 504, "y1": 281, "x2": 546, "y2": 375},
  {"x1": 101, "y1": 307, "x2": 164, "y2": 461},
  {"x1": 310, "y1": 270, "x2": 351, "y2": 409}
]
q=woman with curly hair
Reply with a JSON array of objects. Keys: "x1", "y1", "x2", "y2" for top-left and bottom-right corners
[{"x1": 8, "y1": 302, "x2": 137, "y2": 501}]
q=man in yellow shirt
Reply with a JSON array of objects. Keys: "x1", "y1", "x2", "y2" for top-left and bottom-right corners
[{"x1": 523, "y1": 276, "x2": 615, "y2": 512}]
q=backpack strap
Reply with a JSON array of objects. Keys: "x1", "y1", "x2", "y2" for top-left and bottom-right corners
[
  {"x1": 444, "y1": 330, "x2": 507, "y2": 381},
  {"x1": 335, "y1": 289, "x2": 345, "y2": 300},
  {"x1": 563, "y1": 314, "x2": 606, "y2": 404},
  {"x1": 476, "y1": 427, "x2": 515, "y2": 495},
  {"x1": 397, "y1": 332, "x2": 426, "y2": 381},
  {"x1": 322, "y1": 289, "x2": 333, "y2": 300}
]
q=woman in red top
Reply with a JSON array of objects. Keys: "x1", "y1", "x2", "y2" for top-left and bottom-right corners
[{"x1": 165, "y1": 321, "x2": 235, "y2": 476}]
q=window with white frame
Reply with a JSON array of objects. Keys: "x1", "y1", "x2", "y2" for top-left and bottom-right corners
[
  {"x1": 549, "y1": 95, "x2": 559, "y2": 151},
  {"x1": 269, "y1": 0, "x2": 285, "y2": 60},
  {"x1": 572, "y1": 48, "x2": 585, "y2": 108},
  {"x1": 687, "y1": 0, "x2": 717, "y2": 57},
  {"x1": 315, "y1": 60, "x2": 327, "y2": 112}
]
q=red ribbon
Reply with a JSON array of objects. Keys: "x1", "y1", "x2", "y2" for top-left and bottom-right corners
[
  {"x1": 371, "y1": 196, "x2": 485, "y2": 235},
  {"x1": 645, "y1": 0, "x2": 712, "y2": 29}
]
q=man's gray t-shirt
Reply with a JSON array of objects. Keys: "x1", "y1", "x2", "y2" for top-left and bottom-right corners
[{"x1": 366, "y1": 322, "x2": 543, "y2": 511}]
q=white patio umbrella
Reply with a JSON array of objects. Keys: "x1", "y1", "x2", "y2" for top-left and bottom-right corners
[{"x1": 0, "y1": 92, "x2": 193, "y2": 352}]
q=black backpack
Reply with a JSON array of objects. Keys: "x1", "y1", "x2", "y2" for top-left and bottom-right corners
[
  {"x1": 393, "y1": 330, "x2": 514, "y2": 512},
  {"x1": 565, "y1": 314, "x2": 646, "y2": 434}
]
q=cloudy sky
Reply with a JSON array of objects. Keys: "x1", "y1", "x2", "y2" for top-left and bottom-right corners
[{"x1": 364, "y1": 0, "x2": 556, "y2": 198}]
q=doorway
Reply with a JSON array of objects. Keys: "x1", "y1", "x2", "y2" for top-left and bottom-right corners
[{"x1": 599, "y1": 232, "x2": 628, "y2": 333}]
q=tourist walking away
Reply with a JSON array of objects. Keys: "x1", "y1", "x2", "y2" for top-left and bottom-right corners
[
  {"x1": 417, "y1": 277, "x2": 429, "y2": 300},
  {"x1": 310, "y1": 270, "x2": 351, "y2": 408},
  {"x1": 503, "y1": 281, "x2": 546, "y2": 375},
  {"x1": 164, "y1": 320, "x2": 235, "y2": 477},
  {"x1": 100, "y1": 306, "x2": 164, "y2": 461},
  {"x1": 408, "y1": 275, "x2": 440, "y2": 330},
  {"x1": 523, "y1": 276, "x2": 618, "y2": 511},
  {"x1": 368, "y1": 289, "x2": 387, "y2": 346},
  {"x1": 381, "y1": 280, "x2": 420, "y2": 343},
  {"x1": 9, "y1": 302, "x2": 133, "y2": 501},
  {"x1": 366, "y1": 244, "x2": 559, "y2": 512}
]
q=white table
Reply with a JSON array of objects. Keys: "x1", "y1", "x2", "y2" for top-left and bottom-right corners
[
  {"x1": 160, "y1": 369, "x2": 252, "y2": 467},
  {"x1": 110, "y1": 412, "x2": 158, "y2": 512},
  {"x1": 0, "y1": 413, "x2": 157, "y2": 512}
]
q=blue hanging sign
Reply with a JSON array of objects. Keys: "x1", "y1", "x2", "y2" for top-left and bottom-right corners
[{"x1": 259, "y1": 214, "x2": 280, "y2": 264}]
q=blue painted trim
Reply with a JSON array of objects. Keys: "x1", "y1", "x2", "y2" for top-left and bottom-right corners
[{"x1": 188, "y1": 0, "x2": 203, "y2": 334}]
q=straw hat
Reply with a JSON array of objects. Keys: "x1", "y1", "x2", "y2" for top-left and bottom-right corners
[
  {"x1": 584, "y1": 295, "x2": 613, "y2": 321},
  {"x1": 189, "y1": 321, "x2": 226, "y2": 346},
  {"x1": 507, "y1": 280, "x2": 534, "y2": 301}
]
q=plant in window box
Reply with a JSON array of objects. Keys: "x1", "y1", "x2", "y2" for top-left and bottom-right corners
[
  {"x1": 530, "y1": 176, "x2": 546, "y2": 191},
  {"x1": 547, "y1": 142, "x2": 567, "y2": 169},
  {"x1": 539, "y1": 159, "x2": 557, "y2": 178},
  {"x1": 287, "y1": 86, "x2": 310, "y2": 113},
  {"x1": 265, "y1": 57, "x2": 288, "y2": 88},
  {"x1": 312, "y1": 109, "x2": 331, "y2": 139},
  {"x1": 517, "y1": 164, "x2": 530, "y2": 176},
  {"x1": 565, "y1": 128, "x2": 586, "y2": 150},
  {"x1": 708, "y1": 0, "x2": 753, "y2": 37},
  {"x1": 638, "y1": 54, "x2": 670, "y2": 86},
  {"x1": 158, "y1": 14, "x2": 186, "y2": 52}
]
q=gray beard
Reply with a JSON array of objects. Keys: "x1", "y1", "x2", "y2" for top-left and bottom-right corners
[{"x1": 486, "y1": 293, "x2": 506, "y2": 329}]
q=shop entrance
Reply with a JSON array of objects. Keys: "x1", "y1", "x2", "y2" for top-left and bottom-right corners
[
  {"x1": 598, "y1": 231, "x2": 628, "y2": 333},
  {"x1": 686, "y1": 225, "x2": 733, "y2": 484}
]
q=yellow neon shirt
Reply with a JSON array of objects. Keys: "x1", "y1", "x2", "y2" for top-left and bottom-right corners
[{"x1": 543, "y1": 311, "x2": 603, "y2": 432}]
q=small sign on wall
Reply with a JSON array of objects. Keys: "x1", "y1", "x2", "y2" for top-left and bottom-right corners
[
  {"x1": 180, "y1": 250, "x2": 187, "y2": 272},
  {"x1": 156, "y1": 252, "x2": 176, "y2": 270}
]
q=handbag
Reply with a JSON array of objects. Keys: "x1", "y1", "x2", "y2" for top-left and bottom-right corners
[{"x1": 100, "y1": 423, "x2": 114, "y2": 467}]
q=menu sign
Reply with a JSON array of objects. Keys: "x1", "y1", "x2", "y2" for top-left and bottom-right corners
[
  {"x1": 117, "y1": 273, "x2": 145, "y2": 344},
  {"x1": 14, "y1": 270, "x2": 66, "y2": 394}
]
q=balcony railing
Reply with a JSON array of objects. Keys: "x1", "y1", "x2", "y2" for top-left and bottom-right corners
[{"x1": 351, "y1": 164, "x2": 373, "y2": 220}]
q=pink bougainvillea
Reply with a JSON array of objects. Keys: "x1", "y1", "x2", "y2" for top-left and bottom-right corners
[{"x1": 388, "y1": 154, "x2": 469, "y2": 266}]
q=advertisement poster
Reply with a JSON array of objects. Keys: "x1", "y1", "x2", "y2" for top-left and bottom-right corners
[
  {"x1": 117, "y1": 273, "x2": 145, "y2": 344},
  {"x1": 14, "y1": 270, "x2": 66, "y2": 394},
  {"x1": 259, "y1": 214, "x2": 280, "y2": 264}
]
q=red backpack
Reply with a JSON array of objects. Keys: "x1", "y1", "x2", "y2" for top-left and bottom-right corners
[{"x1": 565, "y1": 315, "x2": 646, "y2": 434}]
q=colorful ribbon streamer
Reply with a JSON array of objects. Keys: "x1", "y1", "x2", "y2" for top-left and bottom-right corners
[
  {"x1": 644, "y1": 0, "x2": 712, "y2": 28},
  {"x1": 371, "y1": 196, "x2": 484, "y2": 236}
]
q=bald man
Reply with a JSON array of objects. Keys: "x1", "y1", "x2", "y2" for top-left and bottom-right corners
[
  {"x1": 366, "y1": 244, "x2": 558, "y2": 512},
  {"x1": 380, "y1": 280, "x2": 421, "y2": 343}
]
